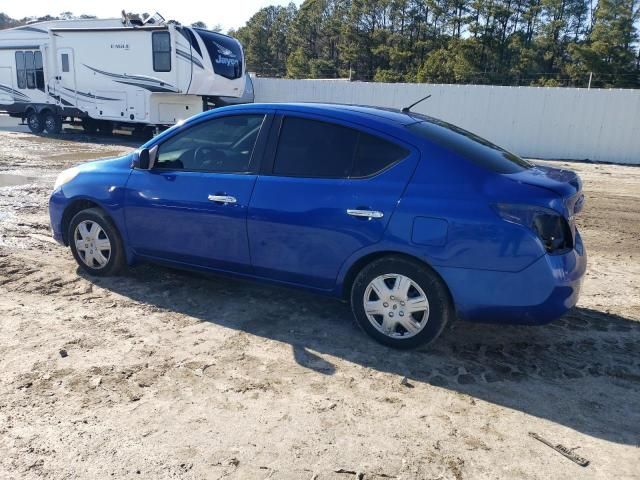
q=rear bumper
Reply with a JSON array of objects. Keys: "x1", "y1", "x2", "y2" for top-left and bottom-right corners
[{"x1": 437, "y1": 231, "x2": 586, "y2": 325}]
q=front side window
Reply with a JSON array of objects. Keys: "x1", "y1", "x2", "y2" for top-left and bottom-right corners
[
  {"x1": 15, "y1": 50, "x2": 45, "y2": 90},
  {"x1": 272, "y1": 117, "x2": 409, "y2": 179},
  {"x1": 155, "y1": 114, "x2": 265, "y2": 172},
  {"x1": 152, "y1": 31, "x2": 171, "y2": 72}
]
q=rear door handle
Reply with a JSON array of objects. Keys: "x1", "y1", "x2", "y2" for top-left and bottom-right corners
[
  {"x1": 347, "y1": 209, "x2": 384, "y2": 219},
  {"x1": 208, "y1": 194, "x2": 237, "y2": 204}
]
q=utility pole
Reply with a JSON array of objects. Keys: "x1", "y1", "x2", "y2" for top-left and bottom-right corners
[{"x1": 588, "y1": 71, "x2": 593, "y2": 89}]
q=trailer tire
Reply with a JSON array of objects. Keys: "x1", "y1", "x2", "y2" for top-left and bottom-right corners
[
  {"x1": 82, "y1": 118, "x2": 98, "y2": 135},
  {"x1": 97, "y1": 121, "x2": 113, "y2": 136},
  {"x1": 43, "y1": 112, "x2": 63, "y2": 135},
  {"x1": 26, "y1": 111, "x2": 45, "y2": 134}
]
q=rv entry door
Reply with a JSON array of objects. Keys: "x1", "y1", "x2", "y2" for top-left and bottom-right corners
[{"x1": 56, "y1": 48, "x2": 76, "y2": 107}]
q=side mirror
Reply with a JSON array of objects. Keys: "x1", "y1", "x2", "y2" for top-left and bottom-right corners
[
  {"x1": 137, "y1": 148, "x2": 150, "y2": 169},
  {"x1": 132, "y1": 146, "x2": 157, "y2": 170}
]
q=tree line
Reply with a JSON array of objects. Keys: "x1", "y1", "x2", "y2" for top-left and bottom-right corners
[
  {"x1": 230, "y1": 0, "x2": 640, "y2": 88},
  {"x1": 2, "y1": 2, "x2": 638, "y2": 88}
]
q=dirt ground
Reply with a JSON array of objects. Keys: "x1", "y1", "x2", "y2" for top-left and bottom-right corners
[{"x1": 0, "y1": 117, "x2": 639, "y2": 480}]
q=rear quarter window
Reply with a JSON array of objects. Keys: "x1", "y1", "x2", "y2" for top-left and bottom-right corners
[{"x1": 407, "y1": 118, "x2": 532, "y2": 174}]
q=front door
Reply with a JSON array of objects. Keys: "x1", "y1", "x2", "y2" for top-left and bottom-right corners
[
  {"x1": 124, "y1": 112, "x2": 271, "y2": 273},
  {"x1": 247, "y1": 113, "x2": 419, "y2": 290},
  {"x1": 56, "y1": 48, "x2": 76, "y2": 106}
]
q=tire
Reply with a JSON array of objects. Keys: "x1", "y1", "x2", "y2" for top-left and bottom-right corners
[
  {"x1": 97, "y1": 121, "x2": 113, "y2": 136},
  {"x1": 350, "y1": 255, "x2": 452, "y2": 349},
  {"x1": 26, "y1": 111, "x2": 44, "y2": 134},
  {"x1": 43, "y1": 111, "x2": 62, "y2": 134},
  {"x1": 82, "y1": 118, "x2": 98, "y2": 134},
  {"x1": 68, "y1": 208, "x2": 126, "y2": 276}
]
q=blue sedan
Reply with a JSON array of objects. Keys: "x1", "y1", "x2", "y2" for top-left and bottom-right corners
[{"x1": 49, "y1": 103, "x2": 586, "y2": 348}]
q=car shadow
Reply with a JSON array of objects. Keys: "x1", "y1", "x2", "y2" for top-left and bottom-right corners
[{"x1": 81, "y1": 263, "x2": 640, "y2": 446}]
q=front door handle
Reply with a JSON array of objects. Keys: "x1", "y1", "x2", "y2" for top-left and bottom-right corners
[
  {"x1": 347, "y1": 209, "x2": 384, "y2": 219},
  {"x1": 208, "y1": 194, "x2": 237, "y2": 204}
]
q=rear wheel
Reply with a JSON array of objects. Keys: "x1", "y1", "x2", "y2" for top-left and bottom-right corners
[
  {"x1": 43, "y1": 111, "x2": 62, "y2": 134},
  {"x1": 68, "y1": 208, "x2": 125, "y2": 276},
  {"x1": 350, "y1": 256, "x2": 452, "y2": 349},
  {"x1": 26, "y1": 111, "x2": 44, "y2": 133}
]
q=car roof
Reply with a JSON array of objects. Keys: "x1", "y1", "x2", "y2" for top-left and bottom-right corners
[{"x1": 216, "y1": 102, "x2": 421, "y2": 128}]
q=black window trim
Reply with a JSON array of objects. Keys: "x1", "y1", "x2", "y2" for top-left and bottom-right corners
[
  {"x1": 151, "y1": 112, "x2": 273, "y2": 175},
  {"x1": 261, "y1": 111, "x2": 413, "y2": 180},
  {"x1": 152, "y1": 31, "x2": 172, "y2": 73}
]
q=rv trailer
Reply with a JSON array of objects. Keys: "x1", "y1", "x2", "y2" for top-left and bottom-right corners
[{"x1": 0, "y1": 12, "x2": 251, "y2": 135}]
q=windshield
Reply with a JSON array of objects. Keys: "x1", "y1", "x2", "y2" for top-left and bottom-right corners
[
  {"x1": 407, "y1": 115, "x2": 532, "y2": 174},
  {"x1": 194, "y1": 29, "x2": 243, "y2": 80}
]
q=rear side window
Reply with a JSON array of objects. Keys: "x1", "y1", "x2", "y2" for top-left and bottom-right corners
[
  {"x1": 407, "y1": 118, "x2": 532, "y2": 174},
  {"x1": 273, "y1": 117, "x2": 409, "y2": 178},
  {"x1": 152, "y1": 31, "x2": 171, "y2": 72},
  {"x1": 273, "y1": 117, "x2": 358, "y2": 178},
  {"x1": 353, "y1": 133, "x2": 409, "y2": 177}
]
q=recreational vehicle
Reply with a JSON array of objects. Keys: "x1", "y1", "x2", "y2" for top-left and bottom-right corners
[{"x1": 0, "y1": 13, "x2": 251, "y2": 135}]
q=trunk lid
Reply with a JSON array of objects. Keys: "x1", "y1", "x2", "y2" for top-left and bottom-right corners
[{"x1": 507, "y1": 164, "x2": 585, "y2": 245}]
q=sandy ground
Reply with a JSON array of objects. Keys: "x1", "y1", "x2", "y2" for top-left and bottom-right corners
[{"x1": 0, "y1": 116, "x2": 639, "y2": 479}]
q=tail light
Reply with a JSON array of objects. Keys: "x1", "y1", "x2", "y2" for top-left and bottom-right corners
[{"x1": 493, "y1": 204, "x2": 573, "y2": 254}]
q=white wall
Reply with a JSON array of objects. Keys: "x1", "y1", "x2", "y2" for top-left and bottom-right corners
[{"x1": 252, "y1": 78, "x2": 640, "y2": 164}]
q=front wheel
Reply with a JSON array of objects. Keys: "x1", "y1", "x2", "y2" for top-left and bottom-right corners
[
  {"x1": 68, "y1": 208, "x2": 126, "y2": 276},
  {"x1": 350, "y1": 256, "x2": 453, "y2": 349}
]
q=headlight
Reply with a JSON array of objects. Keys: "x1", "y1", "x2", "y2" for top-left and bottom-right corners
[{"x1": 53, "y1": 168, "x2": 80, "y2": 190}]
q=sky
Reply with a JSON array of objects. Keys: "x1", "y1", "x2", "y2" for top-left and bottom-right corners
[{"x1": 1, "y1": 0, "x2": 302, "y2": 32}]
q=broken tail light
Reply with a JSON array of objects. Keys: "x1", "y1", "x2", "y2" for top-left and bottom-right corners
[{"x1": 493, "y1": 204, "x2": 573, "y2": 254}]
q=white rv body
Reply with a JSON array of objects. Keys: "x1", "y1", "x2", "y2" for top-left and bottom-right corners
[{"x1": 0, "y1": 16, "x2": 250, "y2": 132}]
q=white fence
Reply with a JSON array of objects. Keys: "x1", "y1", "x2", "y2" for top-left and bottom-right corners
[{"x1": 252, "y1": 78, "x2": 640, "y2": 164}]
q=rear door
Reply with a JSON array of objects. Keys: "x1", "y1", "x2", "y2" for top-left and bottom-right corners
[{"x1": 247, "y1": 113, "x2": 419, "y2": 290}]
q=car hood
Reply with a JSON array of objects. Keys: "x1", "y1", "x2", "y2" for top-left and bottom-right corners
[
  {"x1": 506, "y1": 164, "x2": 581, "y2": 197},
  {"x1": 75, "y1": 153, "x2": 134, "y2": 173}
]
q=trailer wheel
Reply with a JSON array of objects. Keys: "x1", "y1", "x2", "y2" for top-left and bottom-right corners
[
  {"x1": 26, "y1": 111, "x2": 44, "y2": 134},
  {"x1": 97, "y1": 121, "x2": 113, "y2": 136},
  {"x1": 43, "y1": 112, "x2": 63, "y2": 135},
  {"x1": 82, "y1": 118, "x2": 98, "y2": 135},
  {"x1": 132, "y1": 125, "x2": 154, "y2": 140}
]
